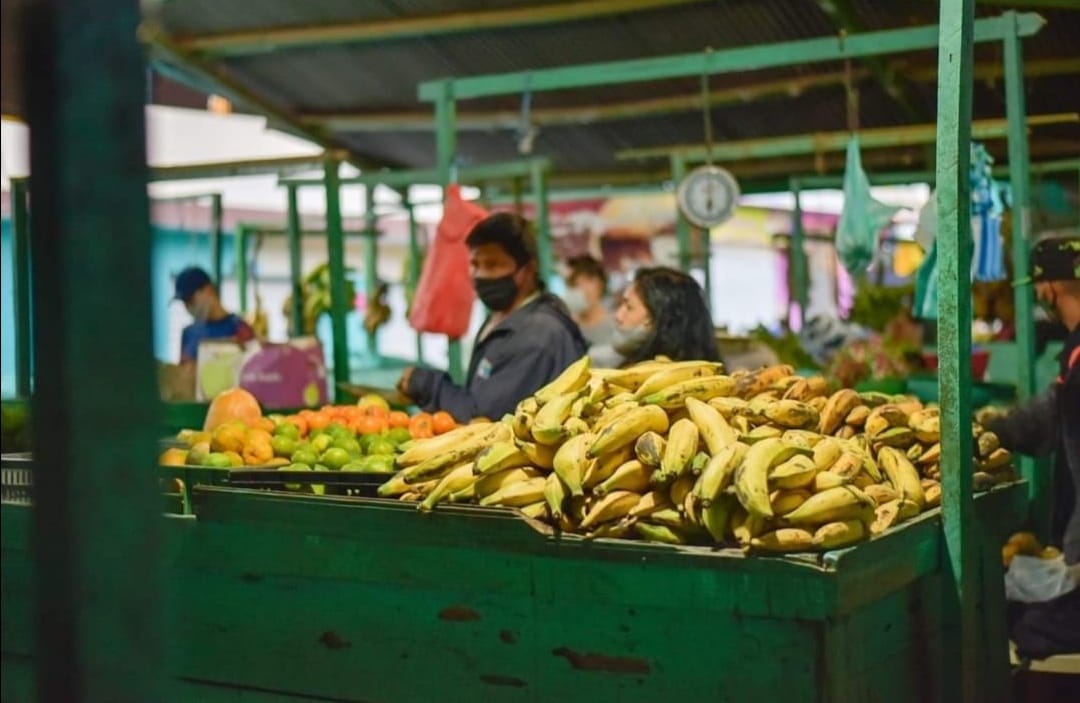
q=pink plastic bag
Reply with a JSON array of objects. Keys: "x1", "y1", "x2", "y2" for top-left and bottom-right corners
[{"x1": 409, "y1": 184, "x2": 486, "y2": 338}]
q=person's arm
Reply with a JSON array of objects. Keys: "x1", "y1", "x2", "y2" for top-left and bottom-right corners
[
  {"x1": 984, "y1": 385, "x2": 1060, "y2": 458},
  {"x1": 234, "y1": 318, "x2": 256, "y2": 344},
  {"x1": 408, "y1": 346, "x2": 557, "y2": 423}
]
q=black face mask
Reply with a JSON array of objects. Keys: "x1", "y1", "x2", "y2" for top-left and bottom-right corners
[{"x1": 474, "y1": 273, "x2": 519, "y2": 311}]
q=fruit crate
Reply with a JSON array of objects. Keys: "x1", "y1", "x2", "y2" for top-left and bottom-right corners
[
  {"x1": 225, "y1": 468, "x2": 390, "y2": 498},
  {"x1": 1, "y1": 481, "x2": 1027, "y2": 703},
  {"x1": 0, "y1": 453, "x2": 33, "y2": 505}
]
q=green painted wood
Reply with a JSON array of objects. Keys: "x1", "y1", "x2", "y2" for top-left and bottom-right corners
[
  {"x1": 285, "y1": 185, "x2": 304, "y2": 337},
  {"x1": 279, "y1": 159, "x2": 549, "y2": 190},
  {"x1": 363, "y1": 186, "x2": 380, "y2": 360},
  {"x1": 236, "y1": 224, "x2": 250, "y2": 314},
  {"x1": 210, "y1": 194, "x2": 225, "y2": 286},
  {"x1": 530, "y1": 160, "x2": 553, "y2": 287},
  {"x1": 418, "y1": 13, "x2": 1043, "y2": 101},
  {"x1": 669, "y1": 154, "x2": 691, "y2": 275},
  {"x1": 790, "y1": 178, "x2": 809, "y2": 323},
  {"x1": 324, "y1": 159, "x2": 352, "y2": 398},
  {"x1": 934, "y1": 0, "x2": 978, "y2": 700},
  {"x1": 11, "y1": 179, "x2": 32, "y2": 398},
  {"x1": 406, "y1": 202, "x2": 425, "y2": 364},
  {"x1": 436, "y1": 82, "x2": 466, "y2": 385},
  {"x1": 22, "y1": 1, "x2": 164, "y2": 698}
]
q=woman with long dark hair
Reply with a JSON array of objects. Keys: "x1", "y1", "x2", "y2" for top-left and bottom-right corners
[{"x1": 612, "y1": 267, "x2": 720, "y2": 366}]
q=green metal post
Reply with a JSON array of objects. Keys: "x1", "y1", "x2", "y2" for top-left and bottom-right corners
[
  {"x1": 210, "y1": 193, "x2": 224, "y2": 286},
  {"x1": 406, "y1": 201, "x2": 425, "y2": 364},
  {"x1": 436, "y1": 81, "x2": 465, "y2": 384},
  {"x1": 531, "y1": 160, "x2": 554, "y2": 287},
  {"x1": 935, "y1": 1, "x2": 977, "y2": 701},
  {"x1": 364, "y1": 185, "x2": 380, "y2": 360},
  {"x1": 11, "y1": 179, "x2": 32, "y2": 397},
  {"x1": 670, "y1": 153, "x2": 691, "y2": 273},
  {"x1": 236, "y1": 224, "x2": 249, "y2": 313},
  {"x1": 790, "y1": 178, "x2": 809, "y2": 326},
  {"x1": 24, "y1": 1, "x2": 162, "y2": 700},
  {"x1": 1003, "y1": 11, "x2": 1044, "y2": 534},
  {"x1": 286, "y1": 184, "x2": 305, "y2": 337},
  {"x1": 325, "y1": 159, "x2": 352, "y2": 398},
  {"x1": 512, "y1": 176, "x2": 524, "y2": 214}
]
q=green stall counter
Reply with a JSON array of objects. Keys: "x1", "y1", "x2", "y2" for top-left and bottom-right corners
[{"x1": 3, "y1": 481, "x2": 1026, "y2": 703}]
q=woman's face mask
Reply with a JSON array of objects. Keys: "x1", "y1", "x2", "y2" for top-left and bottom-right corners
[
  {"x1": 186, "y1": 291, "x2": 214, "y2": 321},
  {"x1": 612, "y1": 323, "x2": 653, "y2": 356},
  {"x1": 563, "y1": 287, "x2": 589, "y2": 316}
]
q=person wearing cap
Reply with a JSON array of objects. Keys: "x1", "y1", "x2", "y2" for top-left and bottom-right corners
[
  {"x1": 396, "y1": 213, "x2": 587, "y2": 423},
  {"x1": 174, "y1": 266, "x2": 255, "y2": 364},
  {"x1": 983, "y1": 236, "x2": 1080, "y2": 660}
]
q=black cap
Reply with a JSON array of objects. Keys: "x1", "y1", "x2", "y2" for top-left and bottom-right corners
[
  {"x1": 174, "y1": 267, "x2": 212, "y2": 302},
  {"x1": 1014, "y1": 237, "x2": 1080, "y2": 286}
]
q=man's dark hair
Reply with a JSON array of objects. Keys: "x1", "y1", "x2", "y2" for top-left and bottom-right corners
[
  {"x1": 622, "y1": 267, "x2": 720, "y2": 365},
  {"x1": 567, "y1": 255, "x2": 608, "y2": 295},
  {"x1": 465, "y1": 212, "x2": 538, "y2": 268}
]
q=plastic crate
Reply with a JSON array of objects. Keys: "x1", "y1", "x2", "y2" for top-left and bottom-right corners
[
  {"x1": 1, "y1": 453, "x2": 33, "y2": 505},
  {"x1": 226, "y1": 469, "x2": 390, "y2": 498}
]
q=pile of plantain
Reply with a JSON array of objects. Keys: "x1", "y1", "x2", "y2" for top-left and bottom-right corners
[{"x1": 378, "y1": 358, "x2": 1018, "y2": 553}]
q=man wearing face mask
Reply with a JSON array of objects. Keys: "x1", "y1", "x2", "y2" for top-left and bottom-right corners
[
  {"x1": 982, "y1": 237, "x2": 1080, "y2": 660},
  {"x1": 397, "y1": 213, "x2": 587, "y2": 422},
  {"x1": 175, "y1": 266, "x2": 255, "y2": 364}
]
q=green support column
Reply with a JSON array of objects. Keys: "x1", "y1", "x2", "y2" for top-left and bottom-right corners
[
  {"x1": 1003, "y1": 10, "x2": 1044, "y2": 534},
  {"x1": 325, "y1": 159, "x2": 352, "y2": 398},
  {"x1": 934, "y1": 1, "x2": 977, "y2": 701},
  {"x1": 670, "y1": 153, "x2": 692, "y2": 273},
  {"x1": 286, "y1": 185, "x2": 304, "y2": 337},
  {"x1": 790, "y1": 178, "x2": 809, "y2": 326},
  {"x1": 364, "y1": 186, "x2": 380, "y2": 360},
  {"x1": 210, "y1": 193, "x2": 224, "y2": 286},
  {"x1": 435, "y1": 81, "x2": 465, "y2": 384},
  {"x1": 25, "y1": 1, "x2": 162, "y2": 700},
  {"x1": 512, "y1": 176, "x2": 524, "y2": 214},
  {"x1": 11, "y1": 178, "x2": 32, "y2": 397},
  {"x1": 531, "y1": 160, "x2": 554, "y2": 287},
  {"x1": 406, "y1": 201, "x2": 425, "y2": 364},
  {"x1": 236, "y1": 224, "x2": 249, "y2": 314}
]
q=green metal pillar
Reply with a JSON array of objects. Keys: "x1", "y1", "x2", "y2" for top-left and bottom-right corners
[
  {"x1": 25, "y1": 0, "x2": 162, "y2": 700},
  {"x1": 436, "y1": 81, "x2": 465, "y2": 384},
  {"x1": 1003, "y1": 10, "x2": 1044, "y2": 534},
  {"x1": 364, "y1": 185, "x2": 380, "y2": 360},
  {"x1": 210, "y1": 193, "x2": 224, "y2": 286},
  {"x1": 11, "y1": 178, "x2": 32, "y2": 397},
  {"x1": 236, "y1": 224, "x2": 249, "y2": 313},
  {"x1": 512, "y1": 176, "x2": 524, "y2": 214},
  {"x1": 406, "y1": 201, "x2": 425, "y2": 364},
  {"x1": 790, "y1": 178, "x2": 809, "y2": 327},
  {"x1": 935, "y1": 1, "x2": 977, "y2": 701},
  {"x1": 670, "y1": 153, "x2": 691, "y2": 273},
  {"x1": 531, "y1": 159, "x2": 553, "y2": 287},
  {"x1": 286, "y1": 184, "x2": 304, "y2": 337},
  {"x1": 325, "y1": 159, "x2": 352, "y2": 398}
]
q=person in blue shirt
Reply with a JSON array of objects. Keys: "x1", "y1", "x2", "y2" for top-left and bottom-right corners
[{"x1": 174, "y1": 267, "x2": 255, "y2": 364}]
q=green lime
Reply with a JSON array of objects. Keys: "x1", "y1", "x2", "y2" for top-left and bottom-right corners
[
  {"x1": 319, "y1": 448, "x2": 351, "y2": 471},
  {"x1": 385, "y1": 427, "x2": 413, "y2": 447},
  {"x1": 359, "y1": 433, "x2": 381, "y2": 453},
  {"x1": 204, "y1": 452, "x2": 232, "y2": 469},
  {"x1": 291, "y1": 448, "x2": 319, "y2": 466},
  {"x1": 311, "y1": 434, "x2": 333, "y2": 455},
  {"x1": 326, "y1": 422, "x2": 352, "y2": 439},
  {"x1": 367, "y1": 439, "x2": 396, "y2": 457},
  {"x1": 334, "y1": 437, "x2": 363, "y2": 457},
  {"x1": 362, "y1": 455, "x2": 397, "y2": 474},
  {"x1": 284, "y1": 462, "x2": 312, "y2": 472},
  {"x1": 271, "y1": 435, "x2": 298, "y2": 458},
  {"x1": 273, "y1": 422, "x2": 300, "y2": 440},
  {"x1": 313, "y1": 464, "x2": 331, "y2": 472}
]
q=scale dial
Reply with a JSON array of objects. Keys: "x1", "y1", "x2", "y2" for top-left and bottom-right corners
[{"x1": 676, "y1": 165, "x2": 740, "y2": 228}]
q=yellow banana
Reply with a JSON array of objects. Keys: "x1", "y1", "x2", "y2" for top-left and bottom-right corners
[
  {"x1": 770, "y1": 489, "x2": 811, "y2": 515},
  {"x1": 910, "y1": 414, "x2": 941, "y2": 444},
  {"x1": 826, "y1": 452, "x2": 863, "y2": 480},
  {"x1": 979, "y1": 447, "x2": 1012, "y2": 471},
  {"x1": 514, "y1": 439, "x2": 556, "y2": 469},
  {"x1": 689, "y1": 451, "x2": 710, "y2": 476},
  {"x1": 782, "y1": 485, "x2": 875, "y2": 526},
  {"x1": 641, "y1": 375, "x2": 737, "y2": 409},
  {"x1": 844, "y1": 405, "x2": 870, "y2": 427},
  {"x1": 588, "y1": 405, "x2": 670, "y2": 459},
  {"x1": 635, "y1": 522, "x2": 686, "y2": 545},
  {"x1": 782, "y1": 375, "x2": 828, "y2": 402},
  {"x1": 449, "y1": 483, "x2": 476, "y2": 503},
  {"x1": 682, "y1": 488, "x2": 699, "y2": 524},
  {"x1": 701, "y1": 494, "x2": 737, "y2": 543},
  {"x1": 473, "y1": 441, "x2": 532, "y2": 476},
  {"x1": 735, "y1": 438, "x2": 811, "y2": 517},
  {"x1": 924, "y1": 482, "x2": 942, "y2": 508},
  {"x1": 630, "y1": 490, "x2": 673, "y2": 518},
  {"x1": 734, "y1": 364, "x2": 795, "y2": 400},
  {"x1": 543, "y1": 472, "x2": 569, "y2": 520},
  {"x1": 634, "y1": 431, "x2": 667, "y2": 468},
  {"x1": 633, "y1": 363, "x2": 720, "y2": 400},
  {"x1": 708, "y1": 396, "x2": 748, "y2": 419},
  {"x1": 744, "y1": 425, "x2": 783, "y2": 443},
  {"x1": 595, "y1": 459, "x2": 651, "y2": 497},
  {"x1": 377, "y1": 473, "x2": 412, "y2": 498},
  {"x1": 685, "y1": 397, "x2": 737, "y2": 454},
  {"x1": 519, "y1": 501, "x2": 549, "y2": 521},
  {"x1": 768, "y1": 453, "x2": 818, "y2": 490},
  {"x1": 603, "y1": 359, "x2": 717, "y2": 391},
  {"x1": 592, "y1": 401, "x2": 641, "y2": 437},
  {"x1": 479, "y1": 476, "x2": 547, "y2": 507},
  {"x1": 580, "y1": 490, "x2": 641, "y2": 529},
  {"x1": 419, "y1": 463, "x2": 476, "y2": 512},
  {"x1": 474, "y1": 467, "x2": 543, "y2": 499},
  {"x1": 818, "y1": 389, "x2": 861, "y2": 435},
  {"x1": 812, "y1": 438, "x2": 842, "y2": 472},
  {"x1": 668, "y1": 473, "x2": 696, "y2": 509},
  {"x1": 552, "y1": 432, "x2": 595, "y2": 497},
  {"x1": 751, "y1": 528, "x2": 815, "y2": 552},
  {"x1": 812, "y1": 520, "x2": 866, "y2": 550},
  {"x1": 877, "y1": 447, "x2": 926, "y2": 508},
  {"x1": 647, "y1": 508, "x2": 691, "y2": 531},
  {"x1": 401, "y1": 423, "x2": 510, "y2": 483},
  {"x1": 658, "y1": 418, "x2": 700, "y2": 481},
  {"x1": 732, "y1": 511, "x2": 766, "y2": 547},
  {"x1": 763, "y1": 399, "x2": 820, "y2": 429},
  {"x1": 603, "y1": 392, "x2": 637, "y2": 409},
  {"x1": 693, "y1": 442, "x2": 748, "y2": 506},
  {"x1": 396, "y1": 422, "x2": 496, "y2": 466},
  {"x1": 582, "y1": 445, "x2": 635, "y2": 489},
  {"x1": 873, "y1": 427, "x2": 916, "y2": 448},
  {"x1": 534, "y1": 355, "x2": 591, "y2": 405},
  {"x1": 532, "y1": 389, "x2": 585, "y2": 445},
  {"x1": 781, "y1": 429, "x2": 824, "y2": 449},
  {"x1": 863, "y1": 484, "x2": 899, "y2": 506},
  {"x1": 812, "y1": 470, "x2": 850, "y2": 492},
  {"x1": 906, "y1": 444, "x2": 924, "y2": 463},
  {"x1": 564, "y1": 417, "x2": 591, "y2": 438},
  {"x1": 583, "y1": 517, "x2": 635, "y2": 540},
  {"x1": 511, "y1": 406, "x2": 535, "y2": 441}
]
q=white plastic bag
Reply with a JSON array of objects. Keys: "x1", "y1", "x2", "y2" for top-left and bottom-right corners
[{"x1": 1005, "y1": 555, "x2": 1077, "y2": 604}]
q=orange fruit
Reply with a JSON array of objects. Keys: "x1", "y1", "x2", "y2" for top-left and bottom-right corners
[
  {"x1": 211, "y1": 422, "x2": 248, "y2": 454},
  {"x1": 243, "y1": 440, "x2": 274, "y2": 466},
  {"x1": 409, "y1": 413, "x2": 434, "y2": 439},
  {"x1": 432, "y1": 411, "x2": 456, "y2": 435},
  {"x1": 307, "y1": 412, "x2": 331, "y2": 432},
  {"x1": 284, "y1": 415, "x2": 308, "y2": 437},
  {"x1": 388, "y1": 411, "x2": 411, "y2": 429},
  {"x1": 360, "y1": 403, "x2": 389, "y2": 420},
  {"x1": 159, "y1": 448, "x2": 189, "y2": 467},
  {"x1": 355, "y1": 415, "x2": 387, "y2": 436}
]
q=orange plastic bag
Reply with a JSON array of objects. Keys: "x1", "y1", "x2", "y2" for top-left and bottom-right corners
[{"x1": 409, "y1": 185, "x2": 486, "y2": 338}]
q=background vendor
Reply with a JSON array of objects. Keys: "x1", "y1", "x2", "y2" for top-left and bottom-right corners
[
  {"x1": 397, "y1": 213, "x2": 587, "y2": 422},
  {"x1": 174, "y1": 266, "x2": 255, "y2": 364}
]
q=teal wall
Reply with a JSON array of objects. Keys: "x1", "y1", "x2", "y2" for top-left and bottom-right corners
[{"x1": 1, "y1": 220, "x2": 13, "y2": 397}]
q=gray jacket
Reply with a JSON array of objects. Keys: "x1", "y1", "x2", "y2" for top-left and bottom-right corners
[
  {"x1": 408, "y1": 293, "x2": 587, "y2": 423},
  {"x1": 988, "y1": 325, "x2": 1080, "y2": 563}
]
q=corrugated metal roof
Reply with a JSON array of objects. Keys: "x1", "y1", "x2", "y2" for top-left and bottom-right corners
[{"x1": 150, "y1": 0, "x2": 1080, "y2": 184}]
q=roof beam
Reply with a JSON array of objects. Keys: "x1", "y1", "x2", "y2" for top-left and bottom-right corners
[
  {"x1": 178, "y1": 0, "x2": 709, "y2": 56},
  {"x1": 616, "y1": 112, "x2": 1078, "y2": 162},
  {"x1": 148, "y1": 154, "x2": 345, "y2": 182},
  {"x1": 418, "y1": 12, "x2": 1044, "y2": 101},
  {"x1": 302, "y1": 56, "x2": 1079, "y2": 133}
]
